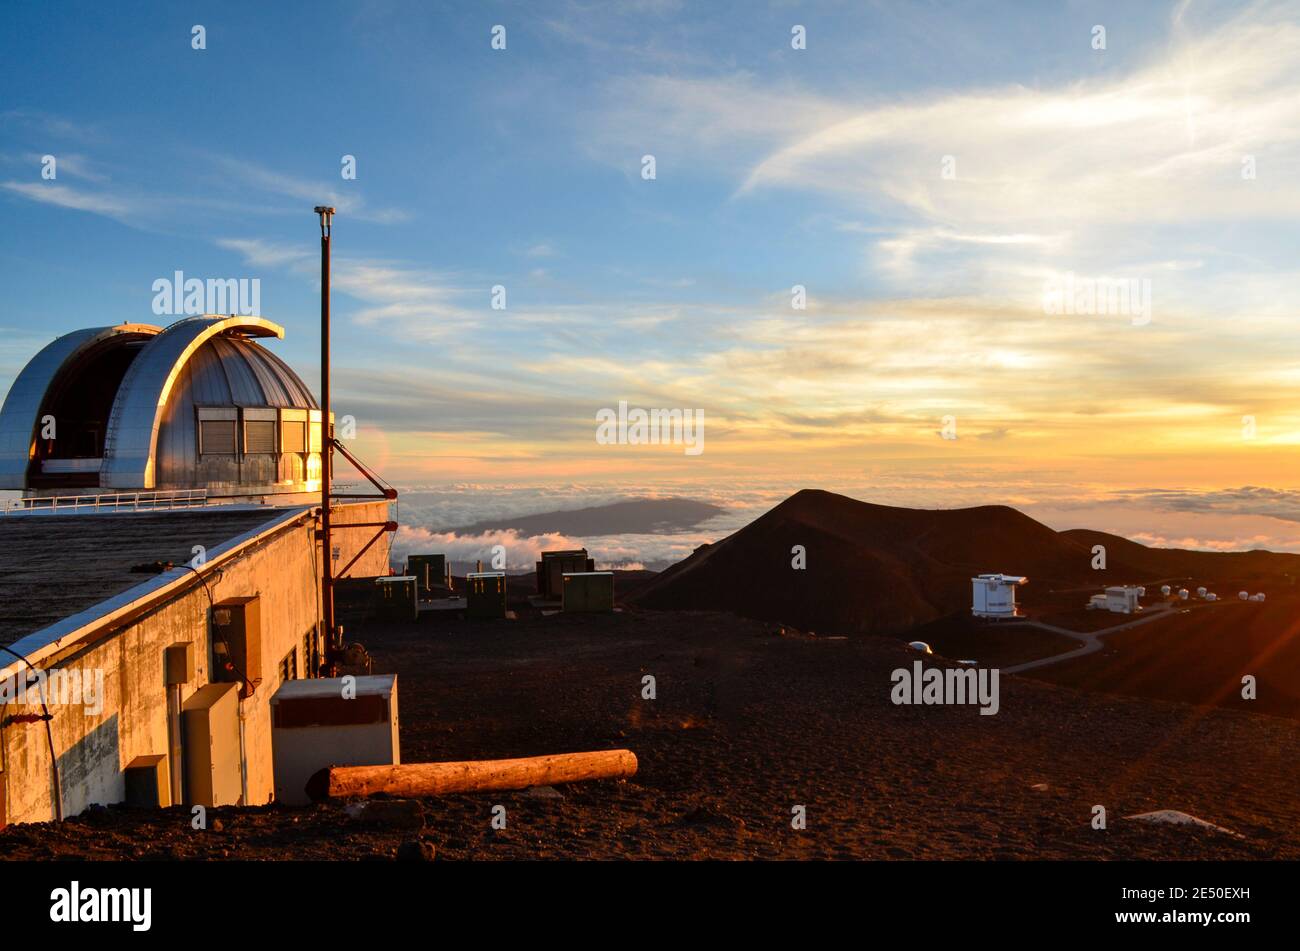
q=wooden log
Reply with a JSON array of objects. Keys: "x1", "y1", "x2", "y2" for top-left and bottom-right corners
[{"x1": 306, "y1": 749, "x2": 637, "y2": 801}]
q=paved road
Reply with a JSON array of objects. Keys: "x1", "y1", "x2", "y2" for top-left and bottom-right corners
[{"x1": 1003, "y1": 602, "x2": 1182, "y2": 674}]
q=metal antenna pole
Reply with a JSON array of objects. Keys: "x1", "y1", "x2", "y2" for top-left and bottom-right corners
[{"x1": 315, "y1": 205, "x2": 336, "y2": 671}]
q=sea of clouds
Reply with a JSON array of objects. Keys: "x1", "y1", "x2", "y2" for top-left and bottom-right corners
[{"x1": 386, "y1": 477, "x2": 1300, "y2": 574}]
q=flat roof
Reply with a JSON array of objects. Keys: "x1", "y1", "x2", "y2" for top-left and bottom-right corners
[{"x1": 0, "y1": 506, "x2": 306, "y2": 646}]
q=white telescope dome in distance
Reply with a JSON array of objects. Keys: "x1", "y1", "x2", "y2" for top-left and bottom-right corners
[
  {"x1": 1160, "y1": 585, "x2": 1172, "y2": 596},
  {"x1": 908, "y1": 641, "x2": 933, "y2": 654}
]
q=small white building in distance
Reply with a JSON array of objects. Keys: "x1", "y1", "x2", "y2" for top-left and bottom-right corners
[
  {"x1": 1107, "y1": 586, "x2": 1142, "y2": 613},
  {"x1": 1087, "y1": 585, "x2": 1143, "y2": 614},
  {"x1": 971, "y1": 573, "x2": 1028, "y2": 618}
]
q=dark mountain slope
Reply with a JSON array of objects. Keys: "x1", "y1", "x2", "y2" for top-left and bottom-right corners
[{"x1": 630, "y1": 490, "x2": 1152, "y2": 635}]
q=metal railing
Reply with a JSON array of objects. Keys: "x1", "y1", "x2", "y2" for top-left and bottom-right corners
[
  {"x1": 1, "y1": 484, "x2": 362, "y2": 516},
  {"x1": 1, "y1": 488, "x2": 210, "y2": 515}
]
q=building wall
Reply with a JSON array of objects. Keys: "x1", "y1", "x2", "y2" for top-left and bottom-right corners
[{"x1": 0, "y1": 500, "x2": 391, "y2": 825}]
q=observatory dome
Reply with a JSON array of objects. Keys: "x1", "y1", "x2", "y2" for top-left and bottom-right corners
[{"x1": 0, "y1": 315, "x2": 325, "y2": 498}]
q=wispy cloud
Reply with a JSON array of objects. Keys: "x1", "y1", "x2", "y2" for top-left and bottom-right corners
[
  {"x1": 735, "y1": 9, "x2": 1300, "y2": 225},
  {"x1": 217, "y1": 237, "x2": 478, "y2": 341},
  {"x1": 0, "y1": 180, "x2": 135, "y2": 219},
  {"x1": 583, "y1": 3, "x2": 1300, "y2": 310},
  {"x1": 200, "y1": 154, "x2": 411, "y2": 224}
]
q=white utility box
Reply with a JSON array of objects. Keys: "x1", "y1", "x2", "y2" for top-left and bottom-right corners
[{"x1": 270, "y1": 674, "x2": 399, "y2": 804}]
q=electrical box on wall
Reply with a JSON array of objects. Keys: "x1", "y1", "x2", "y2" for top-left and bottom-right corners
[
  {"x1": 211, "y1": 596, "x2": 261, "y2": 693},
  {"x1": 181, "y1": 681, "x2": 242, "y2": 807},
  {"x1": 165, "y1": 642, "x2": 194, "y2": 685},
  {"x1": 124, "y1": 754, "x2": 171, "y2": 808}
]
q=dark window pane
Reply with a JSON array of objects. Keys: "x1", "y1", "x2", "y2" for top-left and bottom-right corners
[
  {"x1": 245, "y1": 419, "x2": 276, "y2": 454},
  {"x1": 200, "y1": 419, "x2": 236, "y2": 454}
]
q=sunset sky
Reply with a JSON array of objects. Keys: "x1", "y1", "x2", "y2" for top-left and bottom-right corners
[{"x1": 3, "y1": 0, "x2": 1300, "y2": 553}]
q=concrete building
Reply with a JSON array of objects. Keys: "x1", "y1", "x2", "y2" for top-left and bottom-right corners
[
  {"x1": 1087, "y1": 585, "x2": 1143, "y2": 614},
  {"x1": 0, "y1": 502, "x2": 388, "y2": 826},
  {"x1": 0, "y1": 318, "x2": 392, "y2": 827},
  {"x1": 970, "y1": 573, "x2": 1028, "y2": 618}
]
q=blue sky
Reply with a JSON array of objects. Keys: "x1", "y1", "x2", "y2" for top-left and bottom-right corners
[
  {"x1": 4, "y1": 0, "x2": 1300, "y2": 553},
  {"x1": 0, "y1": 0, "x2": 1184, "y2": 354}
]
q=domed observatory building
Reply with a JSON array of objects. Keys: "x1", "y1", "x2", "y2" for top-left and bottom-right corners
[{"x1": 0, "y1": 315, "x2": 325, "y2": 502}]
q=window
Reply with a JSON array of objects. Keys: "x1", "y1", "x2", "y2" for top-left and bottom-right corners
[
  {"x1": 281, "y1": 419, "x2": 306, "y2": 453},
  {"x1": 245, "y1": 419, "x2": 276, "y2": 454},
  {"x1": 199, "y1": 419, "x2": 236, "y2": 455}
]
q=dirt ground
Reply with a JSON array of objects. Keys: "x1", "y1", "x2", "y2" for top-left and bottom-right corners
[{"x1": 3, "y1": 608, "x2": 1298, "y2": 860}]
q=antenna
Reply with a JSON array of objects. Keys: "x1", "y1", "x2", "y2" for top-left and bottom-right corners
[
  {"x1": 315, "y1": 206, "x2": 336, "y2": 672},
  {"x1": 311, "y1": 204, "x2": 397, "y2": 675}
]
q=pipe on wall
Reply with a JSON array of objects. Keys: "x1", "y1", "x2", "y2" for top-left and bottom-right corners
[{"x1": 167, "y1": 683, "x2": 183, "y2": 806}]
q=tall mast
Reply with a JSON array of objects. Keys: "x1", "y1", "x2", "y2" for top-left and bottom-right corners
[{"x1": 315, "y1": 205, "x2": 336, "y2": 670}]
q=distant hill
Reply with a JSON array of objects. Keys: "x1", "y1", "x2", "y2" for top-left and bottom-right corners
[
  {"x1": 627, "y1": 489, "x2": 1300, "y2": 635},
  {"x1": 1059, "y1": 528, "x2": 1300, "y2": 587},
  {"x1": 446, "y1": 497, "x2": 724, "y2": 537}
]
